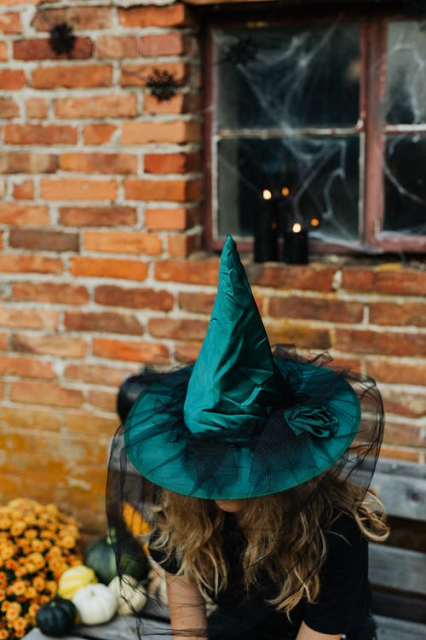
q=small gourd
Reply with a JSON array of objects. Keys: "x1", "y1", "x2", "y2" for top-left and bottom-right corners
[
  {"x1": 108, "y1": 575, "x2": 147, "y2": 615},
  {"x1": 36, "y1": 597, "x2": 79, "y2": 637},
  {"x1": 58, "y1": 565, "x2": 98, "y2": 600},
  {"x1": 72, "y1": 583, "x2": 118, "y2": 625},
  {"x1": 85, "y1": 531, "x2": 150, "y2": 584}
]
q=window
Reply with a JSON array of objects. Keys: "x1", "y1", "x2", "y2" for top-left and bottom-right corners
[{"x1": 205, "y1": 9, "x2": 426, "y2": 254}]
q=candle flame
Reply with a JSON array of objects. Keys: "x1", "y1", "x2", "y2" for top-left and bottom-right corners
[
  {"x1": 281, "y1": 187, "x2": 290, "y2": 197},
  {"x1": 292, "y1": 223, "x2": 302, "y2": 233},
  {"x1": 311, "y1": 218, "x2": 320, "y2": 227},
  {"x1": 262, "y1": 189, "x2": 272, "y2": 200}
]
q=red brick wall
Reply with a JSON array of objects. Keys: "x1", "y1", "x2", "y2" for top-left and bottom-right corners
[{"x1": 0, "y1": 0, "x2": 425, "y2": 535}]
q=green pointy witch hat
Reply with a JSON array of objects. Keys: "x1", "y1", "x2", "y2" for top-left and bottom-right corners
[
  {"x1": 124, "y1": 236, "x2": 370, "y2": 500},
  {"x1": 183, "y1": 235, "x2": 288, "y2": 435}
]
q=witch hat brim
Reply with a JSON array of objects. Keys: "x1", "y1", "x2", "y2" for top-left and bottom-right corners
[{"x1": 124, "y1": 237, "x2": 366, "y2": 499}]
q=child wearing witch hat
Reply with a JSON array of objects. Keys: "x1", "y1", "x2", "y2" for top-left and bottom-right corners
[{"x1": 107, "y1": 237, "x2": 388, "y2": 640}]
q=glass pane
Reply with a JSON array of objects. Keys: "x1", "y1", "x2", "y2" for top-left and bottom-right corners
[
  {"x1": 386, "y1": 21, "x2": 426, "y2": 125},
  {"x1": 384, "y1": 135, "x2": 426, "y2": 234},
  {"x1": 217, "y1": 136, "x2": 360, "y2": 243},
  {"x1": 215, "y1": 24, "x2": 360, "y2": 130}
]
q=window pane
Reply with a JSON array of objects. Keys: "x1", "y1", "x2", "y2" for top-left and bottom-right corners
[
  {"x1": 384, "y1": 135, "x2": 426, "y2": 234},
  {"x1": 215, "y1": 24, "x2": 360, "y2": 129},
  {"x1": 216, "y1": 136, "x2": 360, "y2": 243},
  {"x1": 386, "y1": 21, "x2": 426, "y2": 125}
]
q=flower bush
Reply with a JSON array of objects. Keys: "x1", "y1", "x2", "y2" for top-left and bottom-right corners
[{"x1": 0, "y1": 498, "x2": 83, "y2": 639}]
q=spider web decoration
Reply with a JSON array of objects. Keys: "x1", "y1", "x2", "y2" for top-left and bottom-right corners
[
  {"x1": 49, "y1": 22, "x2": 76, "y2": 56},
  {"x1": 146, "y1": 69, "x2": 178, "y2": 101},
  {"x1": 221, "y1": 37, "x2": 258, "y2": 66}
]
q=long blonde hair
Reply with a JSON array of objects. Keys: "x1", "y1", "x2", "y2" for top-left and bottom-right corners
[{"x1": 151, "y1": 476, "x2": 389, "y2": 613}]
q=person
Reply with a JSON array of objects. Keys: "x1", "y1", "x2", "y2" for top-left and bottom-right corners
[{"x1": 107, "y1": 236, "x2": 389, "y2": 640}]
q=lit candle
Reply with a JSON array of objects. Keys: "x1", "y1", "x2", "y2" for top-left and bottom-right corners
[
  {"x1": 282, "y1": 222, "x2": 309, "y2": 265},
  {"x1": 254, "y1": 189, "x2": 278, "y2": 263}
]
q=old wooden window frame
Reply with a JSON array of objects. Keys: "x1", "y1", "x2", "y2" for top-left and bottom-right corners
[{"x1": 203, "y1": 5, "x2": 426, "y2": 255}]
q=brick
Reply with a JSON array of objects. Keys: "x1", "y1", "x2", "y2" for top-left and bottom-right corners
[
  {"x1": 0, "y1": 306, "x2": 59, "y2": 330},
  {"x1": 97, "y1": 35, "x2": 138, "y2": 59},
  {"x1": 94, "y1": 285, "x2": 174, "y2": 311},
  {"x1": 4, "y1": 124, "x2": 77, "y2": 145},
  {"x1": 60, "y1": 153, "x2": 138, "y2": 174},
  {"x1": 0, "y1": 152, "x2": 57, "y2": 174},
  {"x1": 145, "y1": 208, "x2": 192, "y2": 231},
  {"x1": 268, "y1": 296, "x2": 364, "y2": 324},
  {"x1": 84, "y1": 230, "x2": 162, "y2": 255},
  {"x1": 0, "y1": 69, "x2": 26, "y2": 89},
  {"x1": 119, "y1": 5, "x2": 191, "y2": 28},
  {"x1": 70, "y1": 257, "x2": 148, "y2": 281},
  {"x1": 141, "y1": 33, "x2": 185, "y2": 57},
  {"x1": 264, "y1": 322, "x2": 332, "y2": 350},
  {"x1": 122, "y1": 120, "x2": 201, "y2": 144},
  {"x1": 335, "y1": 329, "x2": 426, "y2": 357},
  {"x1": 0, "y1": 203, "x2": 49, "y2": 226},
  {"x1": 12, "y1": 179, "x2": 34, "y2": 200},
  {"x1": 83, "y1": 124, "x2": 117, "y2": 145},
  {"x1": 93, "y1": 338, "x2": 170, "y2": 364},
  {"x1": 342, "y1": 266, "x2": 426, "y2": 296},
  {"x1": 369, "y1": 301, "x2": 426, "y2": 327},
  {"x1": 32, "y1": 64, "x2": 112, "y2": 89},
  {"x1": 11, "y1": 380, "x2": 84, "y2": 408},
  {"x1": 174, "y1": 341, "x2": 201, "y2": 364},
  {"x1": 32, "y1": 7, "x2": 113, "y2": 32},
  {"x1": 12, "y1": 333, "x2": 87, "y2": 358},
  {"x1": 381, "y1": 388, "x2": 426, "y2": 418},
  {"x1": 245, "y1": 264, "x2": 338, "y2": 292},
  {"x1": 149, "y1": 318, "x2": 208, "y2": 341},
  {"x1": 0, "y1": 255, "x2": 62, "y2": 274},
  {"x1": 87, "y1": 389, "x2": 116, "y2": 413},
  {"x1": 25, "y1": 98, "x2": 48, "y2": 119},
  {"x1": 9, "y1": 229, "x2": 79, "y2": 252},
  {"x1": 0, "y1": 406, "x2": 60, "y2": 431},
  {"x1": 379, "y1": 445, "x2": 421, "y2": 463},
  {"x1": 13, "y1": 37, "x2": 93, "y2": 60},
  {"x1": 0, "y1": 355, "x2": 55, "y2": 380},
  {"x1": 65, "y1": 311, "x2": 143, "y2": 335},
  {"x1": 13, "y1": 282, "x2": 89, "y2": 305},
  {"x1": 56, "y1": 94, "x2": 137, "y2": 119},
  {"x1": 144, "y1": 152, "x2": 201, "y2": 174},
  {"x1": 124, "y1": 179, "x2": 201, "y2": 202},
  {"x1": 121, "y1": 62, "x2": 187, "y2": 87},
  {"x1": 60, "y1": 206, "x2": 137, "y2": 227},
  {"x1": 383, "y1": 420, "x2": 426, "y2": 447},
  {"x1": 178, "y1": 291, "x2": 215, "y2": 315},
  {"x1": 0, "y1": 12, "x2": 21, "y2": 34},
  {"x1": 366, "y1": 358, "x2": 426, "y2": 386},
  {"x1": 0, "y1": 41, "x2": 7, "y2": 61},
  {"x1": 64, "y1": 363, "x2": 134, "y2": 386},
  {"x1": 40, "y1": 178, "x2": 117, "y2": 201},
  {"x1": 168, "y1": 232, "x2": 201, "y2": 258},
  {"x1": 0, "y1": 97, "x2": 19, "y2": 118},
  {"x1": 143, "y1": 93, "x2": 187, "y2": 115},
  {"x1": 155, "y1": 259, "x2": 219, "y2": 285},
  {"x1": 63, "y1": 411, "x2": 118, "y2": 436}
]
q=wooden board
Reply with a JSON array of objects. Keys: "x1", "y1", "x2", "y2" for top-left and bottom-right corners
[
  {"x1": 24, "y1": 616, "x2": 172, "y2": 640},
  {"x1": 369, "y1": 544, "x2": 426, "y2": 595},
  {"x1": 375, "y1": 615, "x2": 426, "y2": 640}
]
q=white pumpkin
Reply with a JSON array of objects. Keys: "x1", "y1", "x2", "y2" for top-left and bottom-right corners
[
  {"x1": 108, "y1": 575, "x2": 147, "y2": 615},
  {"x1": 72, "y1": 583, "x2": 117, "y2": 625}
]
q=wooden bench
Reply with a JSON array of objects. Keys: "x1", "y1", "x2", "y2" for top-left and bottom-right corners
[
  {"x1": 25, "y1": 457, "x2": 426, "y2": 640},
  {"x1": 368, "y1": 458, "x2": 426, "y2": 640}
]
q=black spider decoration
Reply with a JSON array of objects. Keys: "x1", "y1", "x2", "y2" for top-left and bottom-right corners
[
  {"x1": 48, "y1": 22, "x2": 76, "y2": 56},
  {"x1": 146, "y1": 69, "x2": 178, "y2": 102},
  {"x1": 222, "y1": 37, "x2": 258, "y2": 66}
]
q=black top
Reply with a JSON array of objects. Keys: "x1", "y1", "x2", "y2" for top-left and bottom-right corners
[{"x1": 149, "y1": 512, "x2": 370, "y2": 639}]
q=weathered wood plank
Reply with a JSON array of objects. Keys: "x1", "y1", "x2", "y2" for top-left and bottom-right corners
[
  {"x1": 369, "y1": 544, "x2": 426, "y2": 594},
  {"x1": 375, "y1": 615, "x2": 426, "y2": 640}
]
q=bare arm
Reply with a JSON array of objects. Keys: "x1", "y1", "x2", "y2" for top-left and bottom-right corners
[
  {"x1": 296, "y1": 621, "x2": 341, "y2": 640},
  {"x1": 166, "y1": 571, "x2": 207, "y2": 639}
]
